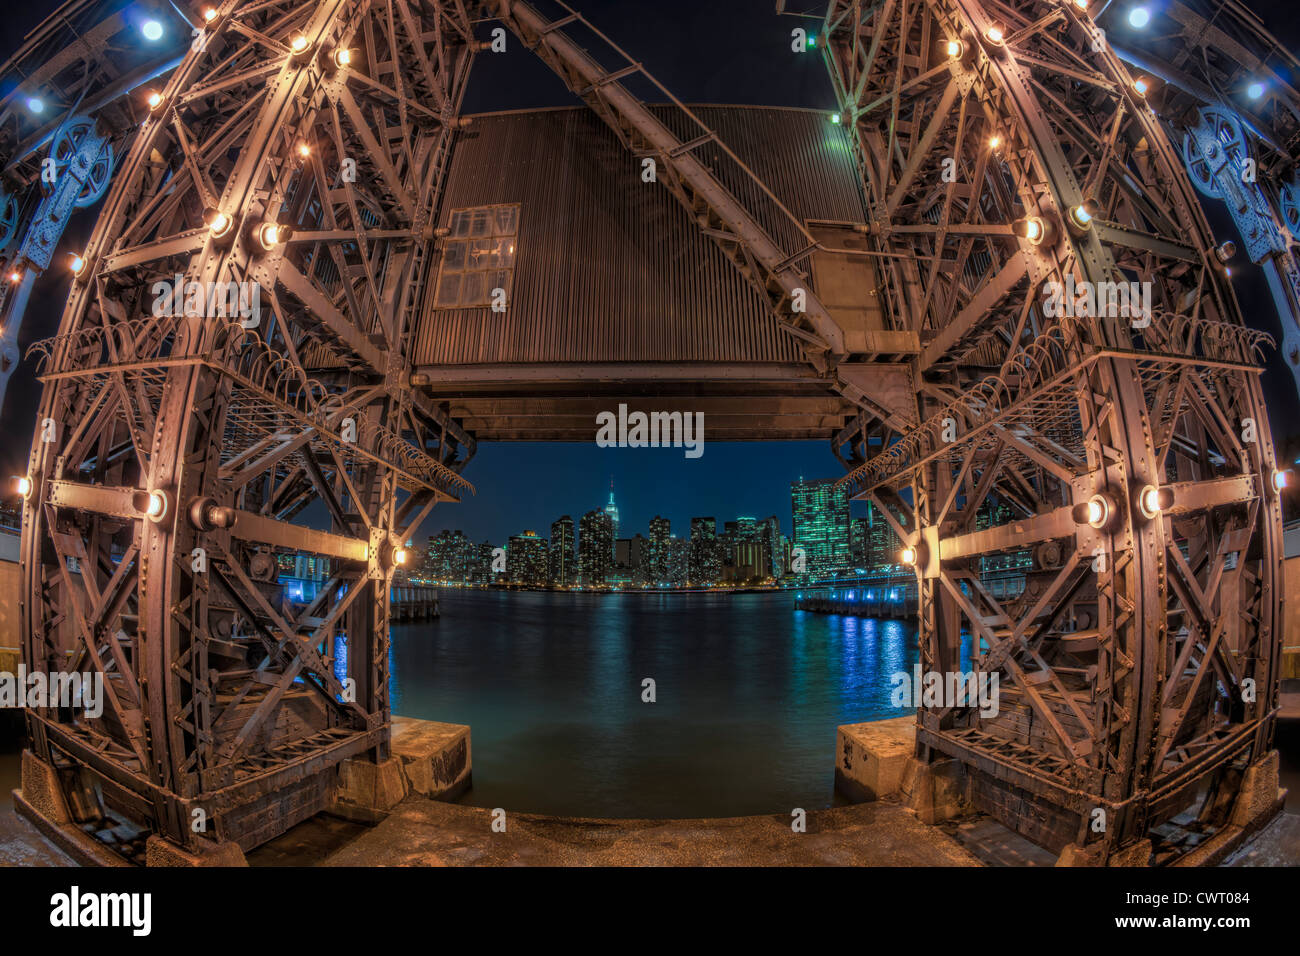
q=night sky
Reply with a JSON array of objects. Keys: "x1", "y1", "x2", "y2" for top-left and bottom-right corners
[{"x1": 1, "y1": 0, "x2": 1298, "y2": 547}]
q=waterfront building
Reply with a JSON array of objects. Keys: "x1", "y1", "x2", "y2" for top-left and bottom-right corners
[
  {"x1": 647, "y1": 515, "x2": 671, "y2": 584},
  {"x1": 790, "y1": 477, "x2": 852, "y2": 577},
  {"x1": 578, "y1": 510, "x2": 614, "y2": 585},
  {"x1": 666, "y1": 536, "x2": 689, "y2": 585},
  {"x1": 689, "y1": 516, "x2": 720, "y2": 584},
  {"x1": 507, "y1": 530, "x2": 549, "y2": 585},
  {"x1": 427, "y1": 528, "x2": 475, "y2": 582},
  {"x1": 549, "y1": 515, "x2": 576, "y2": 585}
]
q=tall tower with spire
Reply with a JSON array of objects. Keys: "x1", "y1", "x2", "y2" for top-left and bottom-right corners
[{"x1": 604, "y1": 477, "x2": 620, "y2": 542}]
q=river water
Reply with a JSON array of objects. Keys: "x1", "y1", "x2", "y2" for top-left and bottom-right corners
[{"x1": 390, "y1": 588, "x2": 947, "y2": 819}]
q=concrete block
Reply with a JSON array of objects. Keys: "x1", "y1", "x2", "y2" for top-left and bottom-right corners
[
  {"x1": 390, "y1": 716, "x2": 471, "y2": 800},
  {"x1": 834, "y1": 716, "x2": 915, "y2": 802},
  {"x1": 900, "y1": 755, "x2": 966, "y2": 824},
  {"x1": 1230, "y1": 750, "x2": 1286, "y2": 829},
  {"x1": 20, "y1": 749, "x2": 71, "y2": 825},
  {"x1": 1055, "y1": 839, "x2": 1150, "y2": 867},
  {"x1": 145, "y1": 835, "x2": 248, "y2": 867},
  {"x1": 329, "y1": 755, "x2": 408, "y2": 823}
]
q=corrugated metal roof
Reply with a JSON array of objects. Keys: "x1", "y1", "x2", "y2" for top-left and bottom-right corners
[{"x1": 410, "y1": 104, "x2": 867, "y2": 367}]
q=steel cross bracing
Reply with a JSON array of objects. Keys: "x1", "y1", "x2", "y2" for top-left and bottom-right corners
[
  {"x1": 0, "y1": 3, "x2": 192, "y2": 410},
  {"x1": 1094, "y1": 0, "x2": 1300, "y2": 403},
  {"x1": 822, "y1": 0, "x2": 1283, "y2": 860},
  {"x1": 20, "y1": 0, "x2": 478, "y2": 853}
]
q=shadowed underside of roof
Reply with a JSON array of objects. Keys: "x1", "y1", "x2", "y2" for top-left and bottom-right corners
[{"x1": 409, "y1": 104, "x2": 869, "y2": 441}]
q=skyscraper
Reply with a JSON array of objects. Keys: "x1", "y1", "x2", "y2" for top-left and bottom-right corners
[
  {"x1": 790, "y1": 477, "x2": 852, "y2": 577},
  {"x1": 604, "y1": 477, "x2": 620, "y2": 543},
  {"x1": 507, "y1": 530, "x2": 549, "y2": 585},
  {"x1": 578, "y1": 510, "x2": 613, "y2": 585},
  {"x1": 689, "y1": 517, "x2": 720, "y2": 584},
  {"x1": 549, "y1": 515, "x2": 576, "y2": 585},
  {"x1": 647, "y1": 515, "x2": 671, "y2": 584}
]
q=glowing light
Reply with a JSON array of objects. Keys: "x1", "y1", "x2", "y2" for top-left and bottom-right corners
[
  {"x1": 142, "y1": 19, "x2": 164, "y2": 41},
  {"x1": 394, "y1": 547, "x2": 409, "y2": 566},
  {"x1": 70, "y1": 253, "x2": 86, "y2": 275},
  {"x1": 145, "y1": 491, "x2": 166, "y2": 518},
  {"x1": 203, "y1": 7, "x2": 218, "y2": 22},
  {"x1": 1082, "y1": 494, "x2": 1112, "y2": 529},
  {"x1": 830, "y1": 112, "x2": 841, "y2": 125},
  {"x1": 1272, "y1": 469, "x2": 1290, "y2": 493},
  {"x1": 27, "y1": 98, "x2": 43, "y2": 114},
  {"x1": 1069, "y1": 201, "x2": 1095, "y2": 229},
  {"x1": 901, "y1": 546, "x2": 918, "y2": 566},
  {"x1": 205, "y1": 209, "x2": 232, "y2": 238},
  {"x1": 807, "y1": 35, "x2": 817, "y2": 49},
  {"x1": 1133, "y1": 77, "x2": 1149, "y2": 96},
  {"x1": 333, "y1": 47, "x2": 352, "y2": 68},
  {"x1": 290, "y1": 35, "x2": 309, "y2": 53},
  {"x1": 946, "y1": 39, "x2": 963, "y2": 58},
  {"x1": 297, "y1": 142, "x2": 311, "y2": 158},
  {"x1": 989, "y1": 134, "x2": 1002, "y2": 149},
  {"x1": 1139, "y1": 485, "x2": 1163, "y2": 518},
  {"x1": 1073, "y1": 0, "x2": 1089, "y2": 8},
  {"x1": 7, "y1": 270, "x2": 20, "y2": 284},
  {"x1": 1247, "y1": 82, "x2": 1265, "y2": 100},
  {"x1": 258, "y1": 221, "x2": 286, "y2": 250},
  {"x1": 1128, "y1": 7, "x2": 1150, "y2": 28},
  {"x1": 1022, "y1": 217, "x2": 1044, "y2": 243},
  {"x1": 13, "y1": 476, "x2": 31, "y2": 498},
  {"x1": 985, "y1": 26, "x2": 1005, "y2": 44},
  {"x1": 147, "y1": 90, "x2": 164, "y2": 111}
]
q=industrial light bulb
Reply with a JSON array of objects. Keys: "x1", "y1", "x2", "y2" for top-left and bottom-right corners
[
  {"x1": 290, "y1": 35, "x2": 309, "y2": 53},
  {"x1": 147, "y1": 90, "x2": 164, "y2": 111},
  {"x1": 13, "y1": 476, "x2": 31, "y2": 498},
  {"x1": 205, "y1": 208, "x2": 232, "y2": 238},
  {"x1": 258, "y1": 221, "x2": 285, "y2": 250},
  {"x1": 985, "y1": 26, "x2": 1005, "y2": 44},
  {"x1": 1133, "y1": 77, "x2": 1149, "y2": 96},
  {"x1": 203, "y1": 7, "x2": 218, "y2": 22},
  {"x1": 901, "y1": 546, "x2": 918, "y2": 566},
  {"x1": 334, "y1": 47, "x2": 352, "y2": 68},
  {"x1": 1272, "y1": 469, "x2": 1290, "y2": 493},
  {"x1": 70, "y1": 253, "x2": 86, "y2": 275},
  {"x1": 946, "y1": 39, "x2": 963, "y2": 58}
]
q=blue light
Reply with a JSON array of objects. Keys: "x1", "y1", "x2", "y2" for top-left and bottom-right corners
[
  {"x1": 26, "y1": 98, "x2": 43, "y2": 114},
  {"x1": 1128, "y1": 7, "x2": 1150, "y2": 28},
  {"x1": 142, "y1": 19, "x2": 164, "y2": 41},
  {"x1": 1247, "y1": 82, "x2": 1265, "y2": 100}
]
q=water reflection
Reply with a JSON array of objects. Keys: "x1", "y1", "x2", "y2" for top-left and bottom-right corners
[{"x1": 389, "y1": 590, "x2": 964, "y2": 819}]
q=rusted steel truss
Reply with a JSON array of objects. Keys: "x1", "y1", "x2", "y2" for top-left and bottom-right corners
[
  {"x1": 824, "y1": 0, "x2": 1283, "y2": 860},
  {"x1": 20, "y1": 0, "x2": 477, "y2": 853}
]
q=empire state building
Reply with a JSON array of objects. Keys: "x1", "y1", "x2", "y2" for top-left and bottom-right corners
[{"x1": 604, "y1": 478, "x2": 620, "y2": 542}]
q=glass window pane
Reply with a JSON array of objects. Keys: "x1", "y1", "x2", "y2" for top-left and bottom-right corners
[
  {"x1": 493, "y1": 205, "x2": 518, "y2": 236},
  {"x1": 469, "y1": 209, "x2": 491, "y2": 238},
  {"x1": 450, "y1": 211, "x2": 469, "y2": 238},
  {"x1": 459, "y1": 271, "x2": 485, "y2": 306},
  {"x1": 436, "y1": 272, "x2": 461, "y2": 306},
  {"x1": 443, "y1": 239, "x2": 466, "y2": 271}
]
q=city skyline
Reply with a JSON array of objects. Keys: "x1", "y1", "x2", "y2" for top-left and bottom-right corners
[{"x1": 415, "y1": 440, "x2": 867, "y2": 551}]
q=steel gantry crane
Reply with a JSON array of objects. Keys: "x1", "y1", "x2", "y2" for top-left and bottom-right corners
[
  {"x1": 822, "y1": 0, "x2": 1284, "y2": 862},
  {"x1": 8, "y1": 0, "x2": 1288, "y2": 865}
]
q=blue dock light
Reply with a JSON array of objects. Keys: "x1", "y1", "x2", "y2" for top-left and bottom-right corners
[
  {"x1": 1128, "y1": 7, "x2": 1150, "y2": 29},
  {"x1": 142, "y1": 19, "x2": 164, "y2": 41}
]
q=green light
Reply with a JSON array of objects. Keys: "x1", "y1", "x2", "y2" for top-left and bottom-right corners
[
  {"x1": 807, "y1": 35, "x2": 817, "y2": 49},
  {"x1": 830, "y1": 112, "x2": 841, "y2": 125}
]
